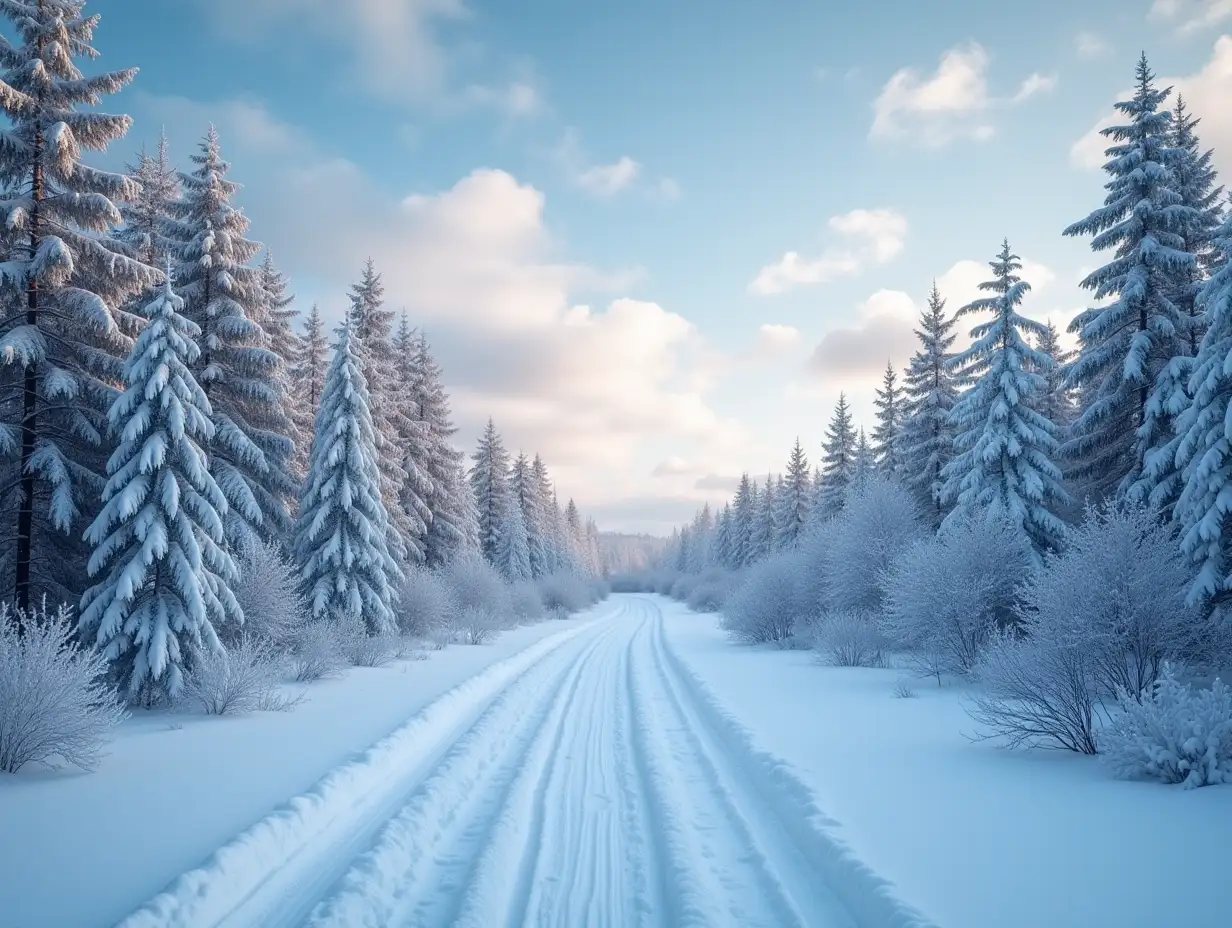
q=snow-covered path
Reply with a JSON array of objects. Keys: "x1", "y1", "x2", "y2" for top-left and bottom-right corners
[{"x1": 119, "y1": 597, "x2": 898, "y2": 928}]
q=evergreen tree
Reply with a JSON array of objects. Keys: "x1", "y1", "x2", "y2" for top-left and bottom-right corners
[
  {"x1": 750, "y1": 475, "x2": 778, "y2": 563},
  {"x1": 940, "y1": 240, "x2": 1068, "y2": 552},
  {"x1": 853, "y1": 428, "x2": 874, "y2": 489},
  {"x1": 776, "y1": 439, "x2": 812, "y2": 548},
  {"x1": 730, "y1": 473, "x2": 756, "y2": 567},
  {"x1": 564, "y1": 498, "x2": 586, "y2": 575},
  {"x1": 1063, "y1": 55, "x2": 1199, "y2": 504},
  {"x1": 530, "y1": 454, "x2": 559, "y2": 572},
  {"x1": 1173, "y1": 214, "x2": 1232, "y2": 612},
  {"x1": 79, "y1": 274, "x2": 240, "y2": 700},
  {"x1": 256, "y1": 251, "x2": 305, "y2": 484},
  {"x1": 118, "y1": 131, "x2": 178, "y2": 269},
  {"x1": 818, "y1": 394, "x2": 856, "y2": 517},
  {"x1": 293, "y1": 324, "x2": 401, "y2": 634},
  {"x1": 289, "y1": 304, "x2": 327, "y2": 478},
  {"x1": 510, "y1": 452, "x2": 548, "y2": 577},
  {"x1": 496, "y1": 492, "x2": 532, "y2": 582},
  {"x1": 164, "y1": 127, "x2": 296, "y2": 549},
  {"x1": 1035, "y1": 320, "x2": 1076, "y2": 431},
  {"x1": 872, "y1": 361, "x2": 903, "y2": 475},
  {"x1": 391, "y1": 314, "x2": 432, "y2": 564},
  {"x1": 345, "y1": 260, "x2": 415, "y2": 563},
  {"x1": 470, "y1": 418, "x2": 511, "y2": 565},
  {"x1": 411, "y1": 331, "x2": 469, "y2": 567},
  {"x1": 713, "y1": 504, "x2": 734, "y2": 569},
  {"x1": 900, "y1": 282, "x2": 960, "y2": 521},
  {"x1": 0, "y1": 1, "x2": 157, "y2": 608}
]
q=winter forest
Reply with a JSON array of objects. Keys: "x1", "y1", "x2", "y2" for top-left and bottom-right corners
[{"x1": 2, "y1": 2, "x2": 1231, "y2": 927}]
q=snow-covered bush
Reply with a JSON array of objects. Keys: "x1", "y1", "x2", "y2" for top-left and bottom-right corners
[
  {"x1": 537, "y1": 571, "x2": 591, "y2": 614},
  {"x1": 510, "y1": 581, "x2": 546, "y2": 622},
  {"x1": 444, "y1": 556, "x2": 512, "y2": 623},
  {"x1": 396, "y1": 567, "x2": 456, "y2": 639},
  {"x1": 1101, "y1": 665, "x2": 1232, "y2": 788},
  {"x1": 669, "y1": 575, "x2": 695, "y2": 601},
  {"x1": 1020, "y1": 503, "x2": 1204, "y2": 701},
  {"x1": 339, "y1": 621, "x2": 402, "y2": 668},
  {"x1": 968, "y1": 627, "x2": 1103, "y2": 754},
  {"x1": 287, "y1": 622, "x2": 347, "y2": 683},
  {"x1": 883, "y1": 515, "x2": 1034, "y2": 680},
  {"x1": 0, "y1": 601, "x2": 127, "y2": 773},
  {"x1": 229, "y1": 541, "x2": 307, "y2": 648},
  {"x1": 721, "y1": 552, "x2": 811, "y2": 646},
  {"x1": 454, "y1": 606, "x2": 502, "y2": 645},
  {"x1": 813, "y1": 610, "x2": 885, "y2": 667},
  {"x1": 813, "y1": 476, "x2": 925, "y2": 614},
  {"x1": 179, "y1": 637, "x2": 295, "y2": 716},
  {"x1": 652, "y1": 570, "x2": 681, "y2": 596},
  {"x1": 686, "y1": 578, "x2": 729, "y2": 613},
  {"x1": 609, "y1": 573, "x2": 647, "y2": 593}
]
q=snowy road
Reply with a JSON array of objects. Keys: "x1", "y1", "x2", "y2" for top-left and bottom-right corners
[{"x1": 121, "y1": 597, "x2": 883, "y2": 928}]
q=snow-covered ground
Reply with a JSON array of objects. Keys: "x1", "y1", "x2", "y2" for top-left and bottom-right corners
[
  {"x1": 6, "y1": 594, "x2": 1226, "y2": 927},
  {"x1": 0, "y1": 608, "x2": 610, "y2": 928},
  {"x1": 660, "y1": 597, "x2": 1232, "y2": 928}
]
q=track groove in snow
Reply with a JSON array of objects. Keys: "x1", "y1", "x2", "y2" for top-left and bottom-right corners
[{"x1": 119, "y1": 595, "x2": 932, "y2": 928}]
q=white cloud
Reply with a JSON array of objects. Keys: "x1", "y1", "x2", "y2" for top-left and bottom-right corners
[
  {"x1": 871, "y1": 42, "x2": 1055, "y2": 146},
  {"x1": 749, "y1": 323, "x2": 802, "y2": 360},
  {"x1": 749, "y1": 208, "x2": 908, "y2": 296},
  {"x1": 460, "y1": 81, "x2": 545, "y2": 119},
  {"x1": 553, "y1": 130, "x2": 662, "y2": 199},
  {"x1": 576, "y1": 156, "x2": 641, "y2": 197},
  {"x1": 808, "y1": 291, "x2": 918, "y2": 382},
  {"x1": 1150, "y1": 0, "x2": 1232, "y2": 32},
  {"x1": 1075, "y1": 32, "x2": 1110, "y2": 58},
  {"x1": 651, "y1": 456, "x2": 698, "y2": 477},
  {"x1": 1070, "y1": 36, "x2": 1232, "y2": 174},
  {"x1": 936, "y1": 256, "x2": 1057, "y2": 309},
  {"x1": 656, "y1": 177, "x2": 683, "y2": 201}
]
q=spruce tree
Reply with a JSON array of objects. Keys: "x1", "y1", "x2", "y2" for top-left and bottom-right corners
[
  {"x1": 289, "y1": 304, "x2": 327, "y2": 478},
  {"x1": 749, "y1": 475, "x2": 778, "y2": 563},
  {"x1": 411, "y1": 331, "x2": 469, "y2": 567},
  {"x1": 872, "y1": 361, "x2": 903, "y2": 475},
  {"x1": 79, "y1": 274, "x2": 240, "y2": 700},
  {"x1": 118, "y1": 131, "x2": 178, "y2": 270},
  {"x1": 496, "y1": 492, "x2": 533, "y2": 582},
  {"x1": 470, "y1": 418, "x2": 511, "y2": 565},
  {"x1": 900, "y1": 282, "x2": 960, "y2": 521},
  {"x1": 391, "y1": 313, "x2": 432, "y2": 564},
  {"x1": 564, "y1": 498, "x2": 586, "y2": 574},
  {"x1": 0, "y1": 1, "x2": 157, "y2": 608},
  {"x1": 293, "y1": 324, "x2": 401, "y2": 634},
  {"x1": 530, "y1": 454, "x2": 559, "y2": 573},
  {"x1": 776, "y1": 439, "x2": 812, "y2": 548},
  {"x1": 1035, "y1": 320, "x2": 1076, "y2": 431},
  {"x1": 1063, "y1": 55, "x2": 1199, "y2": 504},
  {"x1": 818, "y1": 394, "x2": 856, "y2": 517},
  {"x1": 164, "y1": 127, "x2": 296, "y2": 549},
  {"x1": 730, "y1": 473, "x2": 755, "y2": 567},
  {"x1": 853, "y1": 427, "x2": 874, "y2": 490},
  {"x1": 940, "y1": 240, "x2": 1068, "y2": 552},
  {"x1": 510, "y1": 452, "x2": 547, "y2": 576},
  {"x1": 1173, "y1": 214, "x2": 1232, "y2": 612}
]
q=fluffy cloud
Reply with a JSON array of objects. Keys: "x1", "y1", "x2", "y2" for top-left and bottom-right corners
[
  {"x1": 1071, "y1": 36, "x2": 1232, "y2": 175},
  {"x1": 749, "y1": 208, "x2": 907, "y2": 295},
  {"x1": 871, "y1": 42, "x2": 1056, "y2": 146},
  {"x1": 651, "y1": 456, "x2": 699, "y2": 477},
  {"x1": 1075, "y1": 32, "x2": 1110, "y2": 58},
  {"x1": 807, "y1": 289, "x2": 919, "y2": 382},
  {"x1": 750, "y1": 323, "x2": 802, "y2": 359},
  {"x1": 129, "y1": 93, "x2": 738, "y2": 519},
  {"x1": 1150, "y1": 0, "x2": 1232, "y2": 32},
  {"x1": 553, "y1": 129, "x2": 675, "y2": 200},
  {"x1": 576, "y1": 156, "x2": 641, "y2": 197}
]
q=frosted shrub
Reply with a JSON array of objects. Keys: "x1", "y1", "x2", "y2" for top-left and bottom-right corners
[
  {"x1": 179, "y1": 636, "x2": 296, "y2": 716},
  {"x1": 652, "y1": 570, "x2": 680, "y2": 595},
  {"x1": 883, "y1": 516, "x2": 1033, "y2": 680},
  {"x1": 669, "y1": 575, "x2": 695, "y2": 601},
  {"x1": 815, "y1": 476, "x2": 925, "y2": 614},
  {"x1": 813, "y1": 610, "x2": 885, "y2": 667},
  {"x1": 397, "y1": 567, "x2": 456, "y2": 639},
  {"x1": 341, "y1": 623, "x2": 401, "y2": 668},
  {"x1": 510, "y1": 581, "x2": 546, "y2": 622},
  {"x1": 686, "y1": 579, "x2": 729, "y2": 613},
  {"x1": 1101, "y1": 665, "x2": 1232, "y2": 788},
  {"x1": 537, "y1": 571, "x2": 590, "y2": 614},
  {"x1": 968, "y1": 628, "x2": 1103, "y2": 754},
  {"x1": 229, "y1": 541, "x2": 307, "y2": 648},
  {"x1": 288, "y1": 622, "x2": 347, "y2": 682},
  {"x1": 0, "y1": 601, "x2": 126, "y2": 773},
  {"x1": 445, "y1": 556, "x2": 512, "y2": 623},
  {"x1": 455, "y1": 606, "x2": 502, "y2": 645},
  {"x1": 721, "y1": 552, "x2": 810, "y2": 646},
  {"x1": 1021, "y1": 503, "x2": 1204, "y2": 701}
]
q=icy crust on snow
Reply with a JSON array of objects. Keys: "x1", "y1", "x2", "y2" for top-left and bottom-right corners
[
  {"x1": 650, "y1": 611, "x2": 939, "y2": 928},
  {"x1": 117, "y1": 620, "x2": 592, "y2": 928}
]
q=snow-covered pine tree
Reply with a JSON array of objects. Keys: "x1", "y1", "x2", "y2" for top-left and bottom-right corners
[
  {"x1": 776, "y1": 438, "x2": 811, "y2": 548},
  {"x1": 564, "y1": 498, "x2": 586, "y2": 575},
  {"x1": 900, "y1": 282, "x2": 960, "y2": 522},
  {"x1": 1062, "y1": 55, "x2": 1199, "y2": 505},
  {"x1": 470, "y1": 418, "x2": 512, "y2": 565},
  {"x1": 509, "y1": 452, "x2": 547, "y2": 577},
  {"x1": 872, "y1": 361, "x2": 903, "y2": 475},
  {"x1": 164, "y1": 127, "x2": 296, "y2": 550},
  {"x1": 345, "y1": 260, "x2": 417, "y2": 563},
  {"x1": 1173, "y1": 212, "x2": 1232, "y2": 612},
  {"x1": 686, "y1": 504, "x2": 714, "y2": 573},
  {"x1": 1034, "y1": 320, "x2": 1076, "y2": 432},
  {"x1": 0, "y1": 1, "x2": 157, "y2": 609},
  {"x1": 255, "y1": 251, "x2": 307, "y2": 485},
  {"x1": 817, "y1": 394, "x2": 856, "y2": 517},
  {"x1": 118, "y1": 131, "x2": 178, "y2": 270},
  {"x1": 529, "y1": 454, "x2": 560, "y2": 573},
  {"x1": 391, "y1": 313, "x2": 432, "y2": 563},
  {"x1": 940, "y1": 240, "x2": 1068, "y2": 553},
  {"x1": 712, "y1": 503, "x2": 733, "y2": 569},
  {"x1": 289, "y1": 303, "x2": 326, "y2": 478},
  {"x1": 293, "y1": 323, "x2": 401, "y2": 634},
  {"x1": 853, "y1": 428, "x2": 874, "y2": 490},
  {"x1": 496, "y1": 491, "x2": 532, "y2": 582},
  {"x1": 79, "y1": 273, "x2": 240, "y2": 701},
  {"x1": 411, "y1": 331, "x2": 469, "y2": 567},
  {"x1": 749, "y1": 475, "x2": 778, "y2": 563},
  {"x1": 729, "y1": 473, "x2": 755, "y2": 568}
]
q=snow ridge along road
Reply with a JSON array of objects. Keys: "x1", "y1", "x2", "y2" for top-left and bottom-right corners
[{"x1": 120, "y1": 595, "x2": 935, "y2": 928}]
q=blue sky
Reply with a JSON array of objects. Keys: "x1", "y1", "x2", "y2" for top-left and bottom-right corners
[{"x1": 86, "y1": 0, "x2": 1232, "y2": 533}]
